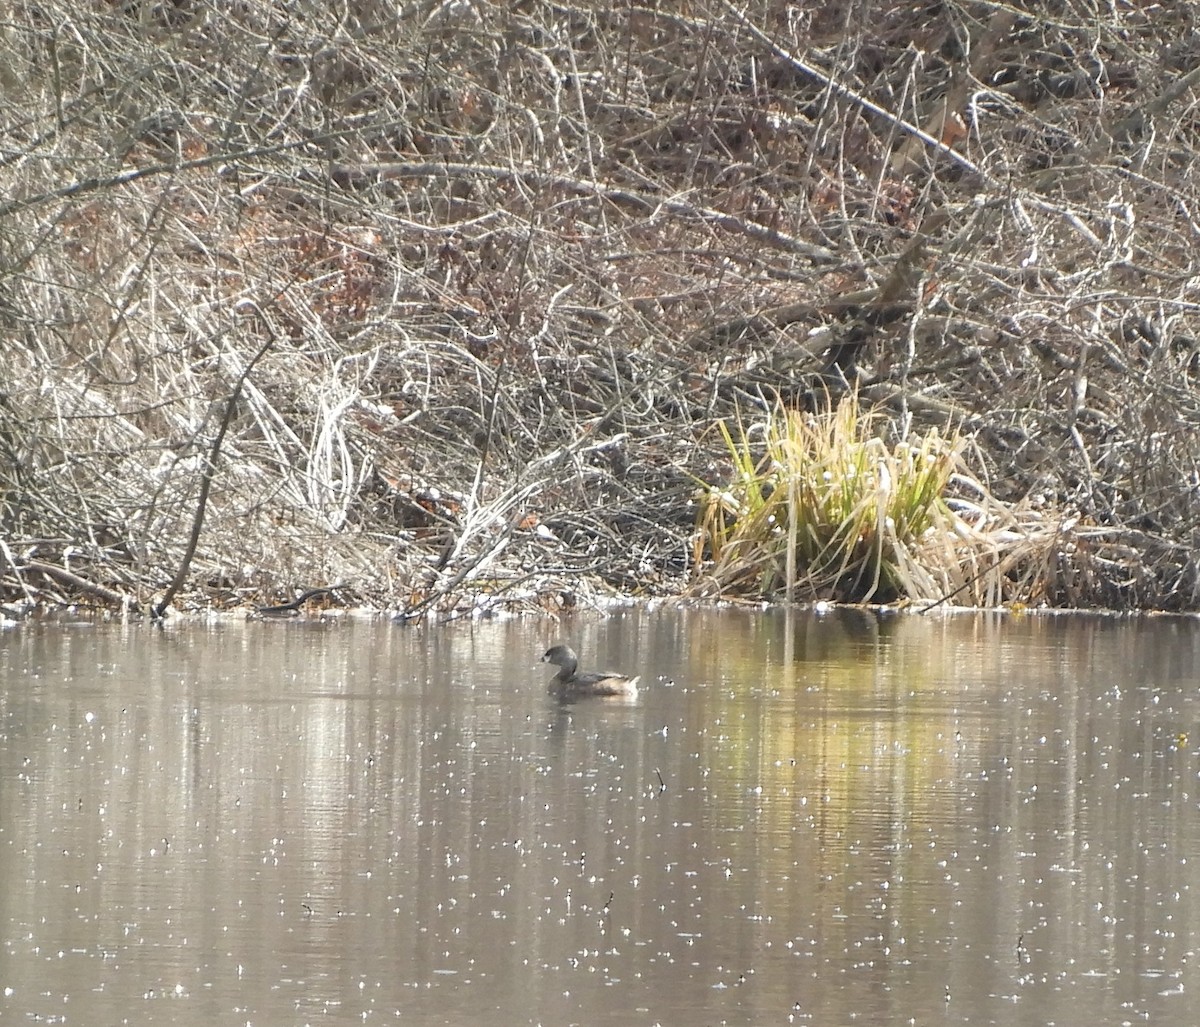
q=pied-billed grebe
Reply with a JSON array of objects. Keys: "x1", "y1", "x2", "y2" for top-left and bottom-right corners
[{"x1": 541, "y1": 644, "x2": 639, "y2": 697}]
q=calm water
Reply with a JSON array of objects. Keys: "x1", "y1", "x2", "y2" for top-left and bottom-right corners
[{"x1": 1, "y1": 607, "x2": 1199, "y2": 1025}]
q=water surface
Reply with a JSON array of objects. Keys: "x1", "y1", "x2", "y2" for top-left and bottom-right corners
[{"x1": 1, "y1": 608, "x2": 1198, "y2": 1024}]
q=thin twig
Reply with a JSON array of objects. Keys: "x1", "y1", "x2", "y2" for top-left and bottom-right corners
[{"x1": 153, "y1": 334, "x2": 276, "y2": 620}]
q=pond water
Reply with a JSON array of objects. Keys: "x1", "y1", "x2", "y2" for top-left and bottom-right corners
[{"x1": 1, "y1": 607, "x2": 1199, "y2": 1025}]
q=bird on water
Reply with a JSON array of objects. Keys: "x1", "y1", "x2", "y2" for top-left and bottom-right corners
[{"x1": 540, "y1": 644, "x2": 640, "y2": 697}]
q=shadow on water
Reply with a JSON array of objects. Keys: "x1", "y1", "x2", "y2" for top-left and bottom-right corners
[{"x1": 2, "y1": 608, "x2": 1200, "y2": 1024}]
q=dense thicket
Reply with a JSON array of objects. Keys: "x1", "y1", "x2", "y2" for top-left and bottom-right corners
[{"x1": 3, "y1": 1, "x2": 1200, "y2": 614}]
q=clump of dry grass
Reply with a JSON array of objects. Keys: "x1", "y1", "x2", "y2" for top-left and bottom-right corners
[{"x1": 692, "y1": 395, "x2": 1051, "y2": 606}]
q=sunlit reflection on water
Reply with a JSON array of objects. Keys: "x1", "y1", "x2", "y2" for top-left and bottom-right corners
[{"x1": 1, "y1": 608, "x2": 1199, "y2": 1024}]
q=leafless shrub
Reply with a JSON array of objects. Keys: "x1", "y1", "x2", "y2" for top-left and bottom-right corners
[{"x1": 2, "y1": 0, "x2": 1200, "y2": 613}]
